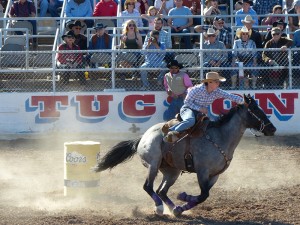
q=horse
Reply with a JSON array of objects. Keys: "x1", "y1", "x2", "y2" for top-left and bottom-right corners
[{"x1": 93, "y1": 94, "x2": 276, "y2": 216}]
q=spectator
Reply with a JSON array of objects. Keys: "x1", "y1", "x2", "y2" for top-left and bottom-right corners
[
  {"x1": 8, "y1": 0, "x2": 37, "y2": 46},
  {"x1": 202, "y1": 28, "x2": 227, "y2": 80},
  {"x1": 69, "y1": 20, "x2": 87, "y2": 51},
  {"x1": 292, "y1": 27, "x2": 300, "y2": 88},
  {"x1": 93, "y1": 0, "x2": 117, "y2": 27},
  {"x1": 263, "y1": 19, "x2": 287, "y2": 46},
  {"x1": 167, "y1": 0, "x2": 193, "y2": 49},
  {"x1": 203, "y1": 0, "x2": 221, "y2": 25},
  {"x1": 262, "y1": 27, "x2": 293, "y2": 88},
  {"x1": 235, "y1": 0, "x2": 258, "y2": 27},
  {"x1": 253, "y1": 0, "x2": 283, "y2": 23},
  {"x1": 0, "y1": 0, "x2": 7, "y2": 12},
  {"x1": 118, "y1": 20, "x2": 143, "y2": 70},
  {"x1": 240, "y1": 15, "x2": 263, "y2": 48},
  {"x1": 139, "y1": 30, "x2": 167, "y2": 90},
  {"x1": 141, "y1": 6, "x2": 162, "y2": 30},
  {"x1": 88, "y1": 23, "x2": 112, "y2": 67},
  {"x1": 231, "y1": 26, "x2": 258, "y2": 89},
  {"x1": 154, "y1": 0, "x2": 174, "y2": 17},
  {"x1": 261, "y1": 5, "x2": 285, "y2": 26},
  {"x1": 56, "y1": 30, "x2": 85, "y2": 85},
  {"x1": 135, "y1": 0, "x2": 149, "y2": 15},
  {"x1": 48, "y1": 0, "x2": 63, "y2": 17},
  {"x1": 38, "y1": 0, "x2": 49, "y2": 17},
  {"x1": 288, "y1": 0, "x2": 300, "y2": 35},
  {"x1": 212, "y1": 16, "x2": 232, "y2": 48},
  {"x1": 184, "y1": 0, "x2": 201, "y2": 25},
  {"x1": 118, "y1": 0, "x2": 143, "y2": 28},
  {"x1": 65, "y1": 0, "x2": 94, "y2": 28},
  {"x1": 163, "y1": 59, "x2": 193, "y2": 121}
]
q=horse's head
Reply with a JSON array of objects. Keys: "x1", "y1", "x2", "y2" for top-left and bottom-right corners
[{"x1": 244, "y1": 94, "x2": 276, "y2": 136}]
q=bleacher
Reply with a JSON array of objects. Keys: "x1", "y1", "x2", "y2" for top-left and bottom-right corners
[{"x1": 0, "y1": 0, "x2": 299, "y2": 92}]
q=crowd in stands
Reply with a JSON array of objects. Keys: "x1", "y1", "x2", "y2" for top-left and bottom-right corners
[{"x1": 2, "y1": 0, "x2": 300, "y2": 89}]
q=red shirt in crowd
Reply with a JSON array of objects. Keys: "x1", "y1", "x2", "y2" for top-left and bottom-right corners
[{"x1": 93, "y1": 0, "x2": 117, "y2": 17}]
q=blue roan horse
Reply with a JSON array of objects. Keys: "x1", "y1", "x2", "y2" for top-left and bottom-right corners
[{"x1": 94, "y1": 94, "x2": 276, "y2": 216}]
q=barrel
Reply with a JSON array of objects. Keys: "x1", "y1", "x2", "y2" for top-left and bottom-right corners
[{"x1": 64, "y1": 141, "x2": 101, "y2": 197}]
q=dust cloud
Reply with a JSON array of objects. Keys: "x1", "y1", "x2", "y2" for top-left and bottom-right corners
[{"x1": 0, "y1": 134, "x2": 300, "y2": 217}]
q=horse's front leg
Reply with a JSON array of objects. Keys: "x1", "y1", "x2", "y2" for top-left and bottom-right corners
[{"x1": 173, "y1": 174, "x2": 219, "y2": 216}]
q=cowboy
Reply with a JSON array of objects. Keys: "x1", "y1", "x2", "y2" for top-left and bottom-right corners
[
  {"x1": 235, "y1": 0, "x2": 258, "y2": 27},
  {"x1": 56, "y1": 30, "x2": 85, "y2": 85},
  {"x1": 232, "y1": 26, "x2": 258, "y2": 89},
  {"x1": 163, "y1": 60, "x2": 193, "y2": 121},
  {"x1": 163, "y1": 71, "x2": 244, "y2": 143},
  {"x1": 68, "y1": 20, "x2": 87, "y2": 51}
]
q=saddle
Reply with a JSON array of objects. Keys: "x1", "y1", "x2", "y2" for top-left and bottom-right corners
[
  {"x1": 161, "y1": 113, "x2": 210, "y2": 172},
  {"x1": 161, "y1": 113, "x2": 210, "y2": 138}
]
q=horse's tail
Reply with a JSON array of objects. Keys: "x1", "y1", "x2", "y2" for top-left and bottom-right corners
[{"x1": 93, "y1": 138, "x2": 141, "y2": 172}]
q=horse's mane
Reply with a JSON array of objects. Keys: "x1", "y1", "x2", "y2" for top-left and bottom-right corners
[{"x1": 209, "y1": 104, "x2": 243, "y2": 128}]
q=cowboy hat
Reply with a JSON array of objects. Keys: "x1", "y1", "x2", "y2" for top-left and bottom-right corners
[
  {"x1": 240, "y1": 0, "x2": 253, "y2": 6},
  {"x1": 236, "y1": 26, "x2": 249, "y2": 38},
  {"x1": 272, "y1": 19, "x2": 287, "y2": 29},
  {"x1": 242, "y1": 15, "x2": 254, "y2": 24},
  {"x1": 201, "y1": 72, "x2": 226, "y2": 83},
  {"x1": 93, "y1": 23, "x2": 107, "y2": 30},
  {"x1": 167, "y1": 60, "x2": 183, "y2": 69},
  {"x1": 68, "y1": 20, "x2": 85, "y2": 29},
  {"x1": 62, "y1": 30, "x2": 75, "y2": 40},
  {"x1": 203, "y1": 28, "x2": 219, "y2": 37}
]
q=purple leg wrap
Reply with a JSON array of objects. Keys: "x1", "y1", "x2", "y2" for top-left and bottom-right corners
[{"x1": 152, "y1": 193, "x2": 163, "y2": 206}]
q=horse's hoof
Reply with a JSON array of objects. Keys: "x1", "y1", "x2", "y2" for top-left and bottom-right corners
[
  {"x1": 172, "y1": 206, "x2": 183, "y2": 217},
  {"x1": 154, "y1": 204, "x2": 164, "y2": 215},
  {"x1": 177, "y1": 192, "x2": 187, "y2": 201}
]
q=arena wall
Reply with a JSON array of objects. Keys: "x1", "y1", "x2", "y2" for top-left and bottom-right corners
[{"x1": 0, "y1": 90, "x2": 298, "y2": 137}]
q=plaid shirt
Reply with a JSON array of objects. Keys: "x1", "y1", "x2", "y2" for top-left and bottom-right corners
[
  {"x1": 253, "y1": 0, "x2": 282, "y2": 15},
  {"x1": 217, "y1": 27, "x2": 232, "y2": 48},
  {"x1": 184, "y1": 84, "x2": 244, "y2": 111}
]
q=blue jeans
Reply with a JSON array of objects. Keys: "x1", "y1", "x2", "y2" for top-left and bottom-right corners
[
  {"x1": 169, "y1": 105, "x2": 198, "y2": 132},
  {"x1": 171, "y1": 28, "x2": 192, "y2": 49},
  {"x1": 39, "y1": 0, "x2": 49, "y2": 17},
  {"x1": 163, "y1": 97, "x2": 184, "y2": 121},
  {"x1": 48, "y1": 0, "x2": 63, "y2": 17}
]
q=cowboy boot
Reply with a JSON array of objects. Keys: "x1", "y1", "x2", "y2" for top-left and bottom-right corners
[{"x1": 231, "y1": 75, "x2": 237, "y2": 89}]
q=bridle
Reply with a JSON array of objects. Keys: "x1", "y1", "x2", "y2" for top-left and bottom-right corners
[{"x1": 247, "y1": 104, "x2": 272, "y2": 137}]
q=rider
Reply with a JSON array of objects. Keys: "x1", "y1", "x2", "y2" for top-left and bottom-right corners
[{"x1": 163, "y1": 71, "x2": 244, "y2": 143}]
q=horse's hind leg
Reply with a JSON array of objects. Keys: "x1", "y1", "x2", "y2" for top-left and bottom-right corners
[
  {"x1": 156, "y1": 167, "x2": 181, "y2": 212},
  {"x1": 143, "y1": 166, "x2": 164, "y2": 215}
]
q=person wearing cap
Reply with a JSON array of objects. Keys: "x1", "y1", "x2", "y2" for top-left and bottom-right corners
[
  {"x1": 163, "y1": 60, "x2": 193, "y2": 121},
  {"x1": 235, "y1": 0, "x2": 258, "y2": 27},
  {"x1": 65, "y1": 0, "x2": 94, "y2": 28},
  {"x1": 232, "y1": 26, "x2": 258, "y2": 89},
  {"x1": 288, "y1": 0, "x2": 300, "y2": 35},
  {"x1": 262, "y1": 5, "x2": 285, "y2": 26},
  {"x1": 212, "y1": 16, "x2": 232, "y2": 48},
  {"x1": 262, "y1": 27, "x2": 293, "y2": 88},
  {"x1": 56, "y1": 30, "x2": 85, "y2": 85},
  {"x1": 263, "y1": 19, "x2": 287, "y2": 46},
  {"x1": 139, "y1": 30, "x2": 167, "y2": 90},
  {"x1": 202, "y1": 28, "x2": 228, "y2": 83},
  {"x1": 69, "y1": 20, "x2": 87, "y2": 51},
  {"x1": 163, "y1": 71, "x2": 244, "y2": 143}
]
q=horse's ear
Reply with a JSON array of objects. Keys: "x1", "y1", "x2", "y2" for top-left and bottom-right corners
[{"x1": 244, "y1": 94, "x2": 250, "y2": 104}]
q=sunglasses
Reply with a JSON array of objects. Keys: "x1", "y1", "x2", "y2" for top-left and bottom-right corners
[
  {"x1": 128, "y1": 24, "x2": 136, "y2": 27},
  {"x1": 241, "y1": 33, "x2": 248, "y2": 35},
  {"x1": 127, "y1": 3, "x2": 135, "y2": 5},
  {"x1": 208, "y1": 34, "x2": 216, "y2": 37},
  {"x1": 272, "y1": 33, "x2": 280, "y2": 36},
  {"x1": 209, "y1": 80, "x2": 220, "y2": 84}
]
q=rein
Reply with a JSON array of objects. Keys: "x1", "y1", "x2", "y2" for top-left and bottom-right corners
[{"x1": 247, "y1": 108, "x2": 272, "y2": 137}]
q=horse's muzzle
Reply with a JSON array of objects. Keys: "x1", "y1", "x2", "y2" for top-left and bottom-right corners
[{"x1": 263, "y1": 125, "x2": 277, "y2": 136}]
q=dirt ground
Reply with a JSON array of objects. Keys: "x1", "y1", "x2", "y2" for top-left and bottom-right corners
[{"x1": 0, "y1": 134, "x2": 300, "y2": 225}]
